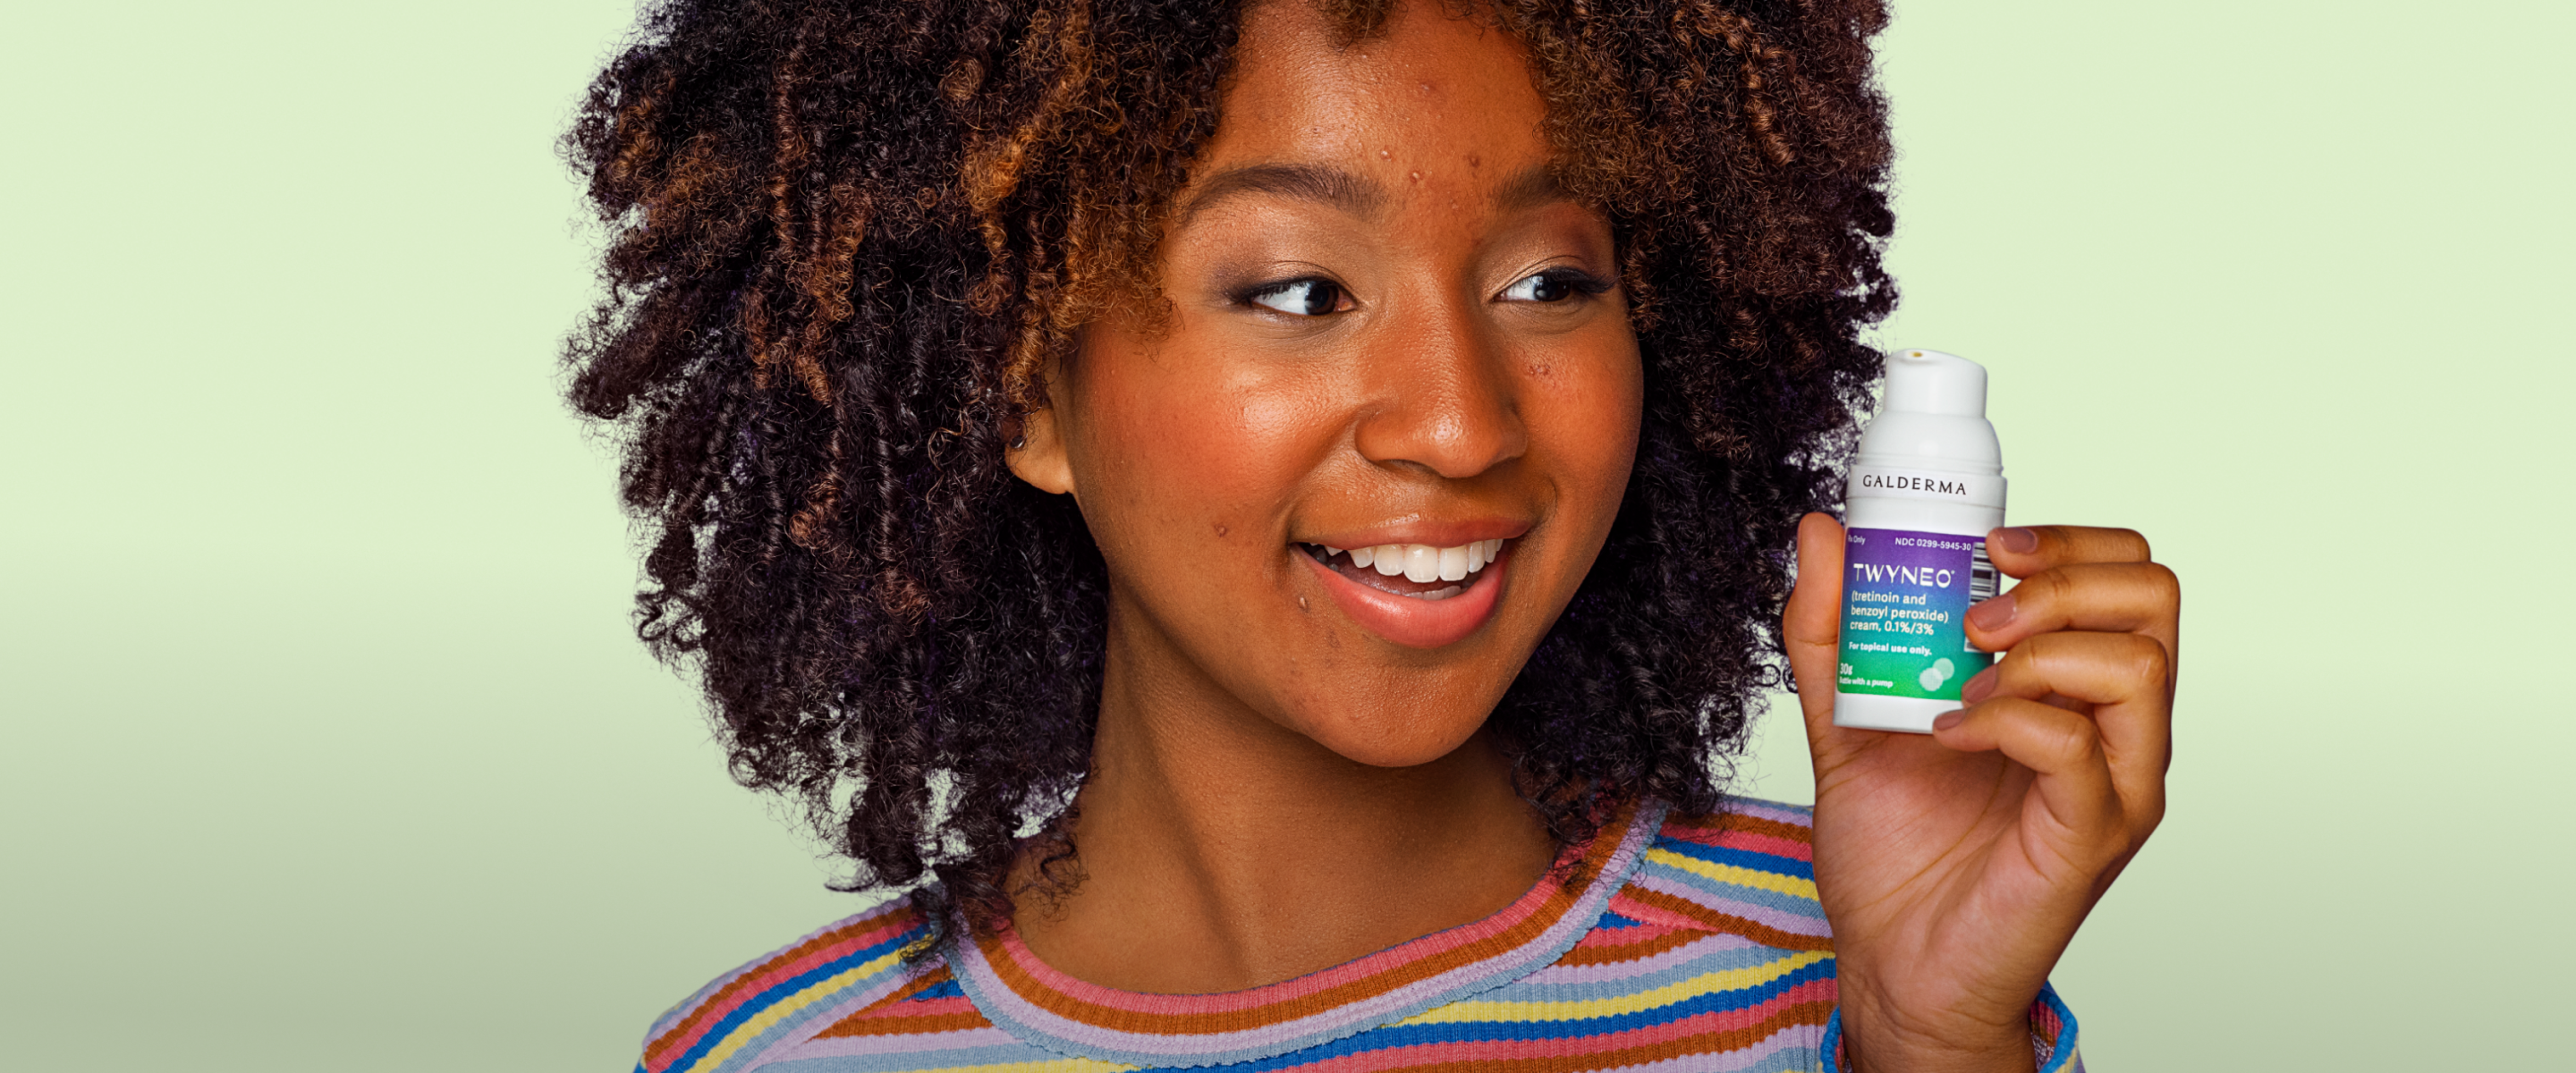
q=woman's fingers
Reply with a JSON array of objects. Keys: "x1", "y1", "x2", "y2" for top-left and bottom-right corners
[
  {"x1": 1929, "y1": 697, "x2": 2125, "y2": 868},
  {"x1": 1957, "y1": 630, "x2": 2172, "y2": 842},
  {"x1": 1966, "y1": 562, "x2": 2182, "y2": 679},
  {"x1": 1784, "y1": 513, "x2": 1848, "y2": 736},
  {"x1": 1986, "y1": 524, "x2": 2151, "y2": 571}
]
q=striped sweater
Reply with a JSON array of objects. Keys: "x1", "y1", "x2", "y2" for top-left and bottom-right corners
[{"x1": 637, "y1": 799, "x2": 2080, "y2": 1073}]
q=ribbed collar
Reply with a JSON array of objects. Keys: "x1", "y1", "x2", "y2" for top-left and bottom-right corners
[{"x1": 947, "y1": 798, "x2": 1667, "y2": 1069}]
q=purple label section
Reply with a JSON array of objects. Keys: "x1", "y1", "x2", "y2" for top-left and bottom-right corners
[{"x1": 1836, "y1": 527, "x2": 1992, "y2": 700}]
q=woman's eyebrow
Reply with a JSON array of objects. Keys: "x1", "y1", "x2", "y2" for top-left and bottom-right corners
[
  {"x1": 1176, "y1": 161, "x2": 1567, "y2": 226},
  {"x1": 1179, "y1": 163, "x2": 1385, "y2": 224},
  {"x1": 1491, "y1": 165, "x2": 1571, "y2": 214}
]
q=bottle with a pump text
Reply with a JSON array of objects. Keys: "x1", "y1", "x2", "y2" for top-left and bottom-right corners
[{"x1": 1833, "y1": 349, "x2": 2006, "y2": 733}]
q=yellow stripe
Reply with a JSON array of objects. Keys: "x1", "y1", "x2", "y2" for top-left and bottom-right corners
[
  {"x1": 1395, "y1": 950, "x2": 1831, "y2": 1026},
  {"x1": 681, "y1": 950, "x2": 907, "y2": 1072},
  {"x1": 1644, "y1": 849, "x2": 1820, "y2": 900}
]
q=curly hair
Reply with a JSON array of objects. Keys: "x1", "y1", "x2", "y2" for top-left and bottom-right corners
[{"x1": 564, "y1": 0, "x2": 1894, "y2": 924}]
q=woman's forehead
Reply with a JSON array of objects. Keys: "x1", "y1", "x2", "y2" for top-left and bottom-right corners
[
  {"x1": 1221, "y1": 1, "x2": 1540, "y2": 136},
  {"x1": 1190, "y1": 1, "x2": 1555, "y2": 220}
]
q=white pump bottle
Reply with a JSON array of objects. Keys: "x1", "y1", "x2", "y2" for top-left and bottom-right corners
[{"x1": 1831, "y1": 349, "x2": 2007, "y2": 733}]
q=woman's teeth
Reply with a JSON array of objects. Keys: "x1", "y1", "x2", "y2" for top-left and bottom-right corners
[{"x1": 1314, "y1": 539, "x2": 1505, "y2": 585}]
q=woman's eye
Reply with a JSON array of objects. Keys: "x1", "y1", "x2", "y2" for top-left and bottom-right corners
[
  {"x1": 1500, "y1": 272, "x2": 1580, "y2": 303},
  {"x1": 1246, "y1": 279, "x2": 1345, "y2": 317}
]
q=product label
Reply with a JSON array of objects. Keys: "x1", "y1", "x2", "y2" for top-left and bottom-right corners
[{"x1": 1835, "y1": 528, "x2": 1999, "y2": 700}]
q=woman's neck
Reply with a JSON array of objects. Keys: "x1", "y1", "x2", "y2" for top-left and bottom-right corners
[{"x1": 1006, "y1": 627, "x2": 1557, "y2": 994}]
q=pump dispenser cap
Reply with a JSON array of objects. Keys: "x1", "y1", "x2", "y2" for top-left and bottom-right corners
[
  {"x1": 1884, "y1": 348, "x2": 1987, "y2": 418},
  {"x1": 1852, "y1": 347, "x2": 2002, "y2": 480}
]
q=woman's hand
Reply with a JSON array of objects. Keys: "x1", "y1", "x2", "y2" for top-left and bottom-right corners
[{"x1": 1784, "y1": 515, "x2": 2178, "y2": 1073}]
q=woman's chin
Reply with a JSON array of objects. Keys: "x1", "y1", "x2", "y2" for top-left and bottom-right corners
[{"x1": 1284, "y1": 707, "x2": 1496, "y2": 770}]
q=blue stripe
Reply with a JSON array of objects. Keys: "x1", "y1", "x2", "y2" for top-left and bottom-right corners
[
  {"x1": 2036, "y1": 982, "x2": 2082, "y2": 1073},
  {"x1": 662, "y1": 924, "x2": 928, "y2": 1073},
  {"x1": 1651, "y1": 839, "x2": 1818, "y2": 881}
]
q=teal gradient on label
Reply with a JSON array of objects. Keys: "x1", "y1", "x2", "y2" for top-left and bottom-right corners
[{"x1": 1836, "y1": 527, "x2": 1991, "y2": 699}]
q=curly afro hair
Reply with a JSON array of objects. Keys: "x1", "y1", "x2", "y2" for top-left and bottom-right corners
[{"x1": 564, "y1": 0, "x2": 1895, "y2": 921}]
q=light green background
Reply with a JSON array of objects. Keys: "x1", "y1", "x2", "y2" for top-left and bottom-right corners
[{"x1": 3, "y1": 1, "x2": 2565, "y2": 1068}]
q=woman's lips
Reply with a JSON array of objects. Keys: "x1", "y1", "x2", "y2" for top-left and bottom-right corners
[
  {"x1": 1298, "y1": 539, "x2": 1510, "y2": 649},
  {"x1": 1303, "y1": 539, "x2": 1502, "y2": 598}
]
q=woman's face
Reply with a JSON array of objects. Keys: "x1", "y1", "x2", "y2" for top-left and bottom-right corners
[{"x1": 1012, "y1": 0, "x2": 1641, "y2": 767}]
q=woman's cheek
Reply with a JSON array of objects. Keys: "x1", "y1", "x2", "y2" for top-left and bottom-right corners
[
  {"x1": 1532, "y1": 331, "x2": 1643, "y2": 514},
  {"x1": 1078, "y1": 343, "x2": 1318, "y2": 561}
]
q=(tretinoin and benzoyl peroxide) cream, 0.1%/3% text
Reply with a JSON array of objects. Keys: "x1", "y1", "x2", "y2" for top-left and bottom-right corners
[{"x1": 1834, "y1": 348, "x2": 2006, "y2": 734}]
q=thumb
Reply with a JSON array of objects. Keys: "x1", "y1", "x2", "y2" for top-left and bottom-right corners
[{"x1": 1784, "y1": 512, "x2": 1846, "y2": 738}]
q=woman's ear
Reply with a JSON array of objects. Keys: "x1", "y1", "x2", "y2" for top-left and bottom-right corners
[{"x1": 1004, "y1": 402, "x2": 1076, "y2": 497}]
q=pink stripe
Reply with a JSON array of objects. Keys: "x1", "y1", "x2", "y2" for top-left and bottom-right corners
[
  {"x1": 1708, "y1": 830, "x2": 1814, "y2": 862},
  {"x1": 1563, "y1": 919, "x2": 1686, "y2": 950},
  {"x1": 1607, "y1": 889, "x2": 1707, "y2": 932},
  {"x1": 648, "y1": 915, "x2": 920, "y2": 1067},
  {"x1": 2032, "y1": 1001, "x2": 2065, "y2": 1038},
  {"x1": 1713, "y1": 799, "x2": 1813, "y2": 826}
]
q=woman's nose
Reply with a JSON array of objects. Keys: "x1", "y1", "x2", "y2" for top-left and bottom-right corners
[{"x1": 1350, "y1": 302, "x2": 1529, "y2": 480}]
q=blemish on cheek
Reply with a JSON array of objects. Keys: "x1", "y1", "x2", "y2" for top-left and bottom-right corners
[
  {"x1": 1409, "y1": 171, "x2": 1421, "y2": 183},
  {"x1": 1378, "y1": 148, "x2": 1392, "y2": 161},
  {"x1": 1298, "y1": 596, "x2": 1309, "y2": 613},
  {"x1": 1215, "y1": 523, "x2": 1228, "y2": 537},
  {"x1": 1466, "y1": 153, "x2": 1481, "y2": 169}
]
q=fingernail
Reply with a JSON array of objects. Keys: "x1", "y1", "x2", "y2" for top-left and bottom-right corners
[
  {"x1": 1967, "y1": 590, "x2": 2017, "y2": 631},
  {"x1": 1932, "y1": 709, "x2": 1965, "y2": 731},
  {"x1": 1958, "y1": 666, "x2": 1997, "y2": 703},
  {"x1": 1996, "y1": 527, "x2": 2039, "y2": 553}
]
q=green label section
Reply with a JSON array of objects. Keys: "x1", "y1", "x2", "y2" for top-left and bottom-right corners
[{"x1": 1836, "y1": 527, "x2": 1992, "y2": 700}]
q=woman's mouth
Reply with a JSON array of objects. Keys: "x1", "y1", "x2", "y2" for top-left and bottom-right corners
[
  {"x1": 1297, "y1": 539, "x2": 1506, "y2": 601},
  {"x1": 1295, "y1": 537, "x2": 1513, "y2": 649}
]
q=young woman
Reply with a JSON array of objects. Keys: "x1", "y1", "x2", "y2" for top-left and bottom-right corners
[{"x1": 566, "y1": 1, "x2": 2177, "y2": 1070}]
